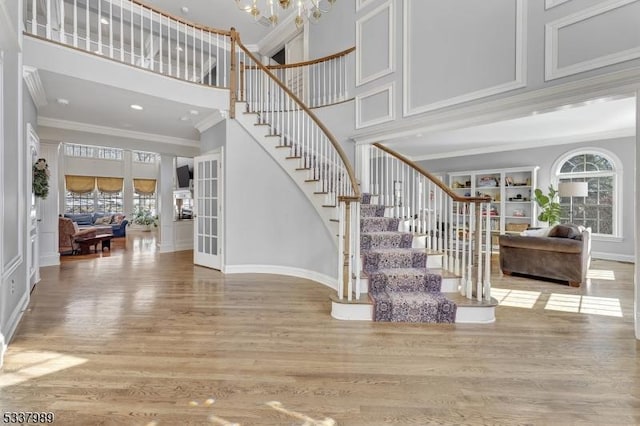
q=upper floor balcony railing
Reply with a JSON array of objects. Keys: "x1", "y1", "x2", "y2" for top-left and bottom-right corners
[{"x1": 25, "y1": 0, "x2": 232, "y2": 87}]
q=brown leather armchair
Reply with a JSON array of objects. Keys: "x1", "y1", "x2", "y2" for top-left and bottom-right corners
[
  {"x1": 59, "y1": 217, "x2": 97, "y2": 255},
  {"x1": 499, "y1": 224, "x2": 592, "y2": 287}
]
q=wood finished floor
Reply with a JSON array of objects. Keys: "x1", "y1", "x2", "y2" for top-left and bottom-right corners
[{"x1": 1, "y1": 231, "x2": 639, "y2": 425}]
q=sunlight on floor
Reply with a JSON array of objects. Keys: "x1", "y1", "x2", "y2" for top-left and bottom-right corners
[
  {"x1": 491, "y1": 288, "x2": 541, "y2": 309},
  {"x1": 586, "y1": 269, "x2": 616, "y2": 280},
  {"x1": 0, "y1": 350, "x2": 87, "y2": 388},
  {"x1": 545, "y1": 294, "x2": 623, "y2": 317}
]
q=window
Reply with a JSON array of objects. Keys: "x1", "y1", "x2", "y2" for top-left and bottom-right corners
[
  {"x1": 64, "y1": 143, "x2": 122, "y2": 160},
  {"x1": 65, "y1": 191, "x2": 95, "y2": 213},
  {"x1": 133, "y1": 150, "x2": 158, "y2": 163},
  {"x1": 555, "y1": 150, "x2": 620, "y2": 237},
  {"x1": 133, "y1": 192, "x2": 156, "y2": 215},
  {"x1": 97, "y1": 191, "x2": 124, "y2": 213}
]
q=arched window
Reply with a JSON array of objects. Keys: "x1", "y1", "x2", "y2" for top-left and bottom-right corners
[{"x1": 554, "y1": 150, "x2": 621, "y2": 237}]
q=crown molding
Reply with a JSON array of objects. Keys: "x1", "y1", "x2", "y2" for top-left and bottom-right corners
[
  {"x1": 37, "y1": 117, "x2": 199, "y2": 147},
  {"x1": 256, "y1": 12, "x2": 301, "y2": 56},
  {"x1": 195, "y1": 110, "x2": 227, "y2": 133},
  {"x1": 351, "y1": 65, "x2": 640, "y2": 145},
  {"x1": 22, "y1": 66, "x2": 48, "y2": 108},
  {"x1": 409, "y1": 127, "x2": 635, "y2": 162}
]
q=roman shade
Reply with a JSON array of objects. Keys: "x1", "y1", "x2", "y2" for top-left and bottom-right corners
[
  {"x1": 133, "y1": 178, "x2": 157, "y2": 195},
  {"x1": 96, "y1": 177, "x2": 124, "y2": 193},
  {"x1": 65, "y1": 175, "x2": 96, "y2": 194}
]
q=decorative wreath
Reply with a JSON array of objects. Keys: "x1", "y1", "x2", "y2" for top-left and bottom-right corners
[{"x1": 33, "y1": 158, "x2": 50, "y2": 199}]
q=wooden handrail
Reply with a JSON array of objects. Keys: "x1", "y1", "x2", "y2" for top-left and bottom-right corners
[
  {"x1": 372, "y1": 143, "x2": 490, "y2": 203},
  {"x1": 236, "y1": 37, "x2": 361, "y2": 199},
  {"x1": 130, "y1": 0, "x2": 231, "y2": 36},
  {"x1": 263, "y1": 47, "x2": 356, "y2": 70}
]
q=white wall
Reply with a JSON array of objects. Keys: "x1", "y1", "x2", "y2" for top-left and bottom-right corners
[
  {"x1": 418, "y1": 137, "x2": 636, "y2": 261},
  {"x1": 201, "y1": 119, "x2": 226, "y2": 153},
  {"x1": 223, "y1": 120, "x2": 337, "y2": 283},
  {"x1": 0, "y1": 0, "x2": 28, "y2": 366}
]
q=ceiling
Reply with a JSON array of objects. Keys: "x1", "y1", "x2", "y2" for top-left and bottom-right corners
[
  {"x1": 37, "y1": 70, "x2": 214, "y2": 141},
  {"x1": 385, "y1": 96, "x2": 637, "y2": 160}
]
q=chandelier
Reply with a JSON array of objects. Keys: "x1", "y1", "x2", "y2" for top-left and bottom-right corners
[{"x1": 235, "y1": 0, "x2": 337, "y2": 28}]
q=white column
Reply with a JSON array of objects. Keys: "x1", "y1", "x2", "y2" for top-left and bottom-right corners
[
  {"x1": 158, "y1": 154, "x2": 176, "y2": 253},
  {"x1": 38, "y1": 141, "x2": 61, "y2": 267},
  {"x1": 635, "y1": 91, "x2": 639, "y2": 340},
  {"x1": 123, "y1": 150, "x2": 134, "y2": 218}
]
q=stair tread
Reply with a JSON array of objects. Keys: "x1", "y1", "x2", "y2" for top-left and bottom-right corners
[{"x1": 442, "y1": 292, "x2": 498, "y2": 307}]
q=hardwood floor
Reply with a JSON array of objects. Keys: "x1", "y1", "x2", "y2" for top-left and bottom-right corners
[{"x1": 2, "y1": 231, "x2": 639, "y2": 425}]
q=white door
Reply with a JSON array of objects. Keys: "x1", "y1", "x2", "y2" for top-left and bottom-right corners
[{"x1": 193, "y1": 152, "x2": 222, "y2": 269}]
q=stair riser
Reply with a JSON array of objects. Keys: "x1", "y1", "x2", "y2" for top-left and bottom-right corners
[
  {"x1": 361, "y1": 233, "x2": 413, "y2": 250},
  {"x1": 362, "y1": 251, "x2": 427, "y2": 273},
  {"x1": 369, "y1": 272, "x2": 442, "y2": 293}
]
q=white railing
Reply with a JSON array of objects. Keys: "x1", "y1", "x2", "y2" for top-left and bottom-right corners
[
  {"x1": 235, "y1": 39, "x2": 361, "y2": 300},
  {"x1": 360, "y1": 143, "x2": 492, "y2": 302},
  {"x1": 24, "y1": 0, "x2": 231, "y2": 87},
  {"x1": 255, "y1": 47, "x2": 355, "y2": 108}
]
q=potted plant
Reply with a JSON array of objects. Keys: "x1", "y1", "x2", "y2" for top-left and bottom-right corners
[
  {"x1": 534, "y1": 185, "x2": 561, "y2": 226},
  {"x1": 131, "y1": 207, "x2": 158, "y2": 231}
]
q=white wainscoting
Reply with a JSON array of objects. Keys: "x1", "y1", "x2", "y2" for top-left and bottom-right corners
[
  {"x1": 403, "y1": 0, "x2": 526, "y2": 116},
  {"x1": 356, "y1": 0, "x2": 394, "y2": 87},
  {"x1": 355, "y1": 82, "x2": 395, "y2": 129},
  {"x1": 545, "y1": 0, "x2": 640, "y2": 80}
]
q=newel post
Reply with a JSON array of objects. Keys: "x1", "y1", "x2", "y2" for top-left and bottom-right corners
[
  {"x1": 229, "y1": 27, "x2": 238, "y2": 119},
  {"x1": 342, "y1": 200, "x2": 352, "y2": 298}
]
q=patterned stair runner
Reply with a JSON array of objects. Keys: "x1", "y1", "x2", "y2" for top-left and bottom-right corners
[{"x1": 361, "y1": 194, "x2": 456, "y2": 323}]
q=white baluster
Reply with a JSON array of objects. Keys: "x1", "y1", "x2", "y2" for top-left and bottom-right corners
[
  {"x1": 46, "y1": 0, "x2": 51, "y2": 39},
  {"x1": 31, "y1": 0, "x2": 37, "y2": 35},
  {"x1": 59, "y1": 0, "x2": 65, "y2": 43},
  {"x1": 120, "y1": 0, "x2": 124, "y2": 62},
  {"x1": 168, "y1": 17, "x2": 172, "y2": 76},
  {"x1": 139, "y1": 4, "x2": 144, "y2": 66},
  {"x1": 85, "y1": 0, "x2": 89, "y2": 50},
  {"x1": 484, "y1": 202, "x2": 491, "y2": 301},
  {"x1": 129, "y1": 1, "x2": 134, "y2": 64},
  {"x1": 73, "y1": 0, "x2": 77, "y2": 47},
  {"x1": 108, "y1": 0, "x2": 114, "y2": 58},
  {"x1": 159, "y1": 12, "x2": 163, "y2": 73},
  {"x1": 98, "y1": 0, "x2": 102, "y2": 53},
  {"x1": 149, "y1": 9, "x2": 153, "y2": 70}
]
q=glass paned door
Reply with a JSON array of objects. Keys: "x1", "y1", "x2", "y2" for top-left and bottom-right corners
[{"x1": 193, "y1": 152, "x2": 221, "y2": 269}]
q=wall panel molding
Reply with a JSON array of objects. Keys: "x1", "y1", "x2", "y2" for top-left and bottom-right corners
[
  {"x1": 356, "y1": 0, "x2": 394, "y2": 87},
  {"x1": 545, "y1": 0, "x2": 640, "y2": 81},
  {"x1": 356, "y1": 0, "x2": 375, "y2": 12},
  {"x1": 355, "y1": 82, "x2": 395, "y2": 129},
  {"x1": 403, "y1": 0, "x2": 527, "y2": 117},
  {"x1": 545, "y1": 0, "x2": 571, "y2": 9}
]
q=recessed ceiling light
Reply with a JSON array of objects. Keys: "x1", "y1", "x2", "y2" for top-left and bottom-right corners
[
  {"x1": 176, "y1": 46, "x2": 183, "y2": 52},
  {"x1": 100, "y1": 17, "x2": 109, "y2": 25},
  {"x1": 130, "y1": 104, "x2": 144, "y2": 111},
  {"x1": 181, "y1": 6, "x2": 189, "y2": 14},
  {"x1": 56, "y1": 98, "x2": 70, "y2": 105},
  {"x1": 180, "y1": 116, "x2": 190, "y2": 121},
  {"x1": 189, "y1": 110, "x2": 199, "y2": 116}
]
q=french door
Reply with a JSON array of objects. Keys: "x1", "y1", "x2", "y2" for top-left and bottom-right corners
[{"x1": 193, "y1": 151, "x2": 222, "y2": 269}]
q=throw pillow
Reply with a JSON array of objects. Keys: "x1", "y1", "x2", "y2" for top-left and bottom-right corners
[
  {"x1": 95, "y1": 216, "x2": 112, "y2": 225},
  {"x1": 520, "y1": 227, "x2": 551, "y2": 237},
  {"x1": 548, "y1": 224, "x2": 581, "y2": 239},
  {"x1": 111, "y1": 214, "x2": 124, "y2": 225}
]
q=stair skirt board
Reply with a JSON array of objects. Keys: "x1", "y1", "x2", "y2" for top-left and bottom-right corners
[
  {"x1": 331, "y1": 297, "x2": 496, "y2": 323},
  {"x1": 223, "y1": 265, "x2": 337, "y2": 290}
]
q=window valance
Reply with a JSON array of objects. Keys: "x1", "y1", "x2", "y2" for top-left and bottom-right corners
[
  {"x1": 133, "y1": 178, "x2": 157, "y2": 195},
  {"x1": 65, "y1": 175, "x2": 95, "y2": 194},
  {"x1": 97, "y1": 177, "x2": 124, "y2": 193}
]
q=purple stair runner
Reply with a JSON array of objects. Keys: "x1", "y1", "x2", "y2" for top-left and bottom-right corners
[{"x1": 361, "y1": 194, "x2": 456, "y2": 323}]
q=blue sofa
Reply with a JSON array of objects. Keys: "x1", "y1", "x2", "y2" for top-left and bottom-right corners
[{"x1": 64, "y1": 212, "x2": 128, "y2": 237}]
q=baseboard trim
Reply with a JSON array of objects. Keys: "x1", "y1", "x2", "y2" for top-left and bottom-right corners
[
  {"x1": 39, "y1": 253, "x2": 60, "y2": 267},
  {"x1": 1, "y1": 290, "x2": 29, "y2": 368},
  {"x1": 591, "y1": 252, "x2": 635, "y2": 263},
  {"x1": 224, "y1": 264, "x2": 338, "y2": 290}
]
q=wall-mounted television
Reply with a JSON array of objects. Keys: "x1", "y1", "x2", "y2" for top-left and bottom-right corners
[{"x1": 176, "y1": 165, "x2": 191, "y2": 188}]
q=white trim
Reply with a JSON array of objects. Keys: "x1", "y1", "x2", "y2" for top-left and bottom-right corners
[
  {"x1": 22, "y1": 66, "x2": 48, "y2": 108},
  {"x1": 0, "y1": 332, "x2": 6, "y2": 368},
  {"x1": 224, "y1": 265, "x2": 338, "y2": 290},
  {"x1": 356, "y1": 0, "x2": 375, "y2": 12},
  {"x1": 356, "y1": 1, "x2": 394, "y2": 87},
  {"x1": 455, "y1": 305, "x2": 496, "y2": 324},
  {"x1": 545, "y1": 0, "x2": 571, "y2": 9},
  {"x1": 1, "y1": 288, "x2": 29, "y2": 353},
  {"x1": 0, "y1": 1, "x2": 18, "y2": 47},
  {"x1": 403, "y1": 0, "x2": 527, "y2": 117},
  {"x1": 37, "y1": 117, "x2": 200, "y2": 147},
  {"x1": 257, "y1": 12, "x2": 302, "y2": 57},
  {"x1": 591, "y1": 251, "x2": 635, "y2": 262},
  {"x1": 355, "y1": 82, "x2": 395, "y2": 129},
  {"x1": 409, "y1": 127, "x2": 635, "y2": 161},
  {"x1": 351, "y1": 66, "x2": 640, "y2": 145},
  {"x1": 545, "y1": 0, "x2": 640, "y2": 81},
  {"x1": 551, "y1": 146, "x2": 624, "y2": 238},
  {"x1": 331, "y1": 300, "x2": 372, "y2": 320},
  {"x1": 195, "y1": 110, "x2": 226, "y2": 133}
]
